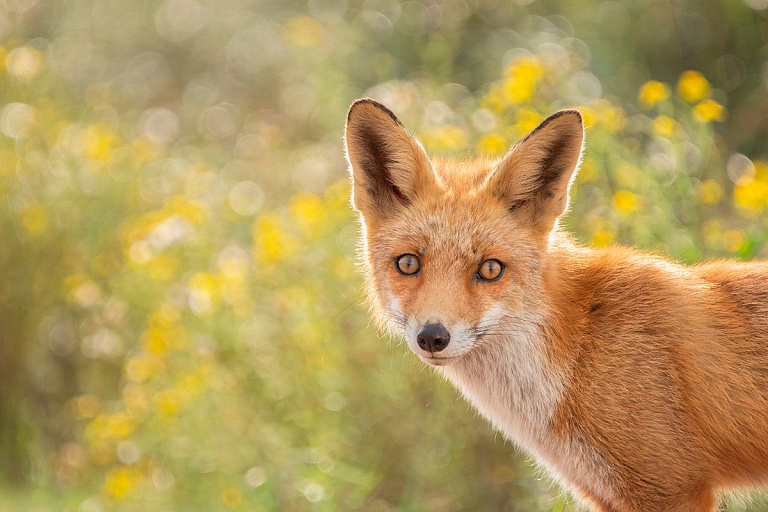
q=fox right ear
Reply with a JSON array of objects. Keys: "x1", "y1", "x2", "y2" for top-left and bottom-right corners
[{"x1": 345, "y1": 99, "x2": 434, "y2": 220}]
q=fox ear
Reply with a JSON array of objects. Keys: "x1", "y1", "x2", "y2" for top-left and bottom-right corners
[
  {"x1": 345, "y1": 98, "x2": 434, "y2": 220},
  {"x1": 487, "y1": 110, "x2": 584, "y2": 233}
]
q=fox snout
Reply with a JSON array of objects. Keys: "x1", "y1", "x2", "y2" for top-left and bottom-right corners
[
  {"x1": 406, "y1": 319, "x2": 479, "y2": 366},
  {"x1": 416, "y1": 323, "x2": 450, "y2": 353}
]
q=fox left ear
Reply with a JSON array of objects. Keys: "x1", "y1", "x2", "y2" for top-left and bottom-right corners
[
  {"x1": 344, "y1": 98, "x2": 435, "y2": 223},
  {"x1": 487, "y1": 110, "x2": 584, "y2": 234}
]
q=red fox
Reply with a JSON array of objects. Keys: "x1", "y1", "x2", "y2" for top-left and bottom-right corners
[{"x1": 344, "y1": 98, "x2": 768, "y2": 511}]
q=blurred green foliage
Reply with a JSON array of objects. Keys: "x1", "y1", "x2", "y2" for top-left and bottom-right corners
[{"x1": 1, "y1": 0, "x2": 768, "y2": 510}]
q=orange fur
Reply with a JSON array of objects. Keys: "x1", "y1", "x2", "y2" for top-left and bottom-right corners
[{"x1": 345, "y1": 98, "x2": 768, "y2": 511}]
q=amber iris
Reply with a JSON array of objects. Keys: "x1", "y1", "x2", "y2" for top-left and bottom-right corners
[
  {"x1": 477, "y1": 259, "x2": 503, "y2": 281},
  {"x1": 395, "y1": 254, "x2": 421, "y2": 275}
]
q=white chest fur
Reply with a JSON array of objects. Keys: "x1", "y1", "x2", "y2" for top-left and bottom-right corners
[{"x1": 439, "y1": 324, "x2": 618, "y2": 505}]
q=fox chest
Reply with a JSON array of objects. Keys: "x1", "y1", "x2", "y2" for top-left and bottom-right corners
[{"x1": 440, "y1": 362, "x2": 617, "y2": 504}]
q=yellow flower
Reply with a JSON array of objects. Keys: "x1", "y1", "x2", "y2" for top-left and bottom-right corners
[
  {"x1": 593, "y1": 101, "x2": 626, "y2": 133},
  {"x1": 87, "y1": 413, "x2": 135, "y2": 441},
  {"x1": 693, "y1": 99, "x2": 725, "y2": 123},
  {"x1": 188, "y1": 272, "x2": 220, "y2": 315},
  {"x1": 515, "y1": 107, "x2": 542, "y2": 135},
  {"x1": 284, "y1": 16, "x2": 323, "y2": 48},
  {"x1": 145, "y1": 255, "x2": 177, "y2": 281},
  {"x1": 638, "y1": 80, "x2": 670, "y2": 109},
  {"x1": 84, "y1": 124, "x2": 118, "y2": 162},
  {"x1": 290, "y1": 192, "x2": 326, "y2": 237},
  {"x1": 125, "y1": 356, "x2": 165, "y2": 383},
  {"x1": 221, "y1": 487, "x2": 243, "y2": 508},
  {"x1": 591, "y1": 230, "x2": 614, "y2": 247},
  {"x1": 697, "y1": 180, "x2": 723, "y2": 204},
  {"x1": 676, "y1": 71, "x2": 710, "y2": 103},
  {"x1": 103, "y1": 467, "x2": 141, "y2": 501},
  {"x1": 734, "y1": 178, "x2": 768, "y2": 213},
  {"x1": 502, "y1": 56, "x2": 542, "y2": 104},
  {"x1": 254, "y1": 215, "x2": 289, "y2": 265},
  {"x1": 613, "y1": 190, "x2": 638, "y2": 212},
  {"x1": 652, "y1": 115, "x2": 679, "y2": 138},
  {"x1": 154, "y1": 389, "x2": 182, "y2": 420},
  {"x1": 477, "y1": 133, "x2": 506, "y2": 156},
  {"x1": 165, "y1": 195, "x2": 206, "y2": 224},
  {"x1": 580, "y1": 106, "x2": 596, "y2": 128},
  {"x1": 21, "y1": 204, "x2": 49, "y2": 235},
  {"x1": 420, "y1": 125, "x2": 466, "y2": 153}
]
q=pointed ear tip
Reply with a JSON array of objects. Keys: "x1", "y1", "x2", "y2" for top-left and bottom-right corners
[
  {"x1": 346, "y1": 98, "x2": 401, "y2": 125},
  {"x1": 552, "y1": 109, "x2": 584, "y2": 126}
]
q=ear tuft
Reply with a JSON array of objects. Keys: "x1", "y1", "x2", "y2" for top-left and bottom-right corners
[
  {"x1": 488, "y1": 109, "x2": 584, "y2": 233},
  {"x1": 345, "y1": 98, "x2": 434, "y2": 221}
]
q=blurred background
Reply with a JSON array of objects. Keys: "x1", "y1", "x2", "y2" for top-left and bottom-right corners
[{"x1": 1, "y1": 0, "x2": 768, "y2": 510}]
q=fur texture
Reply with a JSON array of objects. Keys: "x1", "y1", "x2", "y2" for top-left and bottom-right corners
[{"x1": 345, "y1": 98, "x2": 768, "y2": 511}]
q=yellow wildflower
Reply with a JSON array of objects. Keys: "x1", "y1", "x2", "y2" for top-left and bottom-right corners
[
  {"x1": 477, "y1": 133, "x2": 506, "y2": 156},
  {"x1": 591, "y1": 231, "x2": 614, "y2": 247},
  {"x1": 734, "y1": 178, "x2": 768, "y2": 214},
  {"x1": 290, "y1": 192, "x2": 326, "y2": 237},
  {"x1": 693, "y1": 99, "x2": 725, "y2": 123},
  {"x1": 676, "y1": 71, "x2": 710, "y2": 103},
  {"x1": 254, "y1": 215, "x2": 288, "y2": 265},
  {"x1": 188, "y1": 272, "x2": 220, "y2": 316},
  {"x1": 84, "y1": 124, "x2": 118, "y2": 162},
  {"x1": 594, "y1": 101, "x2": 626, "y2": 132},
  {"x1": 154, "y1": 389, "x2": 181, "y2": 420},
  {"x1": 613, "y1": 190, "x2": 638, "y2": 212},
  {"x1": 638, "y1": 80, "x2": 670, "y2": 109},
  {"x1": 697, "y1": 180, "x2": 723, "y2": 204},
  {"x1": 502, "y1": 56, "x2": 542, "y2": 104},
  {"x1": 515, "y1": 107, "x2": 542, "y2": 135},
  {"x1": 652, "y1": 115, "x2": 679, "y2": 138},
  {"x1": 420, "y1": 125, "x2": 466, "y2": 153},
  {"x1": 222, "y1": 487, "x2": 243, "y2": 508},
  {"x1": 103, "y1": 467, "x2": 141, "y2": 501}
]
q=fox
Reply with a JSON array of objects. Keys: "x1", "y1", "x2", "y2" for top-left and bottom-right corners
[{"x1": 344, "y1": 97, "x2": 768, "y2": 511}]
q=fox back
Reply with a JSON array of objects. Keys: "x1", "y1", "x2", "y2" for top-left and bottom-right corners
[{"x1": 345, "y1": 98, "x2": 768, "y2": 512}]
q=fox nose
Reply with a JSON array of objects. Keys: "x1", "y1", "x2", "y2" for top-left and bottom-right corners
[{"x1": 417, "y1": 323, "x2": 450, "y2": 353}]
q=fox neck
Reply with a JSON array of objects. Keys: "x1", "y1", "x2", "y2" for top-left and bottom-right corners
[{"x1": 439, "y1": 234, "x2": 578, "y2": 454}]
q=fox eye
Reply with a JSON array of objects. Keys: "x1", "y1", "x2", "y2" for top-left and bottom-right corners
[
  {"x1": 477, "y1": 259, "x2": 504, "y2": 281},
  {"x1": 395, "y1": 254, "x2": 421, "y2": 276}
]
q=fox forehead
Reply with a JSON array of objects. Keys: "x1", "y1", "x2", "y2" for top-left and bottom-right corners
[{"x1": 366, "y1": 186, "x2": 535, "y2": 272}]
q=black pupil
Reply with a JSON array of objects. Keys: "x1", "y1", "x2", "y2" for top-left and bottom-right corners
[{"x1": 400, "y1": 256, "x2": 416, "y2": 273}]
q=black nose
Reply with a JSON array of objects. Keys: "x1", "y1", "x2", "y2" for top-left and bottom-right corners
[{"x1": 417, "y1": 323, "x2": 450, "y2": 353}]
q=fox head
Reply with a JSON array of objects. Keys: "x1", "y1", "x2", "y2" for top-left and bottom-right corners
[{"x1": 345, "y1": 98, "x2": 584, "y2": 367}]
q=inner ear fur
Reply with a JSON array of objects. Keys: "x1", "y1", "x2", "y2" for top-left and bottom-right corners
[
  {"x1": 487, "y1": 109, "x2": 584, "y2": 232},
  {"x1": 345, "y1": 98, "x2": 435, "y2": 220}
]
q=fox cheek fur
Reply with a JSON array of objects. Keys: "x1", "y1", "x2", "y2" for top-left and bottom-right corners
[{"x1": 345, "y1": 98, "x2": 768, "y2": 511}]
